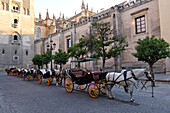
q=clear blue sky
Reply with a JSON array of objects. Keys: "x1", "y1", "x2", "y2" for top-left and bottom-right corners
[{"x1": 34, "y1": 0, "x2": 127, "y2": 19}]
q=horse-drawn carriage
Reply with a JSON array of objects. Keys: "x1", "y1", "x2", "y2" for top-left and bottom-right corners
[
  {"x1": 64, "y1": 58, "x2": 154, "y2": 101},
  {"x1": 37, "y1": 69, "x2": 62, "y2": 86},
  {"x1": 64, "y1": 58, "x2": 108, "y2": 98}
]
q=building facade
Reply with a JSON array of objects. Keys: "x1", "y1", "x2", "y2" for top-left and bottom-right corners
[
  {"x1": 0, "y1": 0, "x2": 35, "y2": 71},
  {"x1": 34, "y1": 0, "x2": 170, "y2": 73}
]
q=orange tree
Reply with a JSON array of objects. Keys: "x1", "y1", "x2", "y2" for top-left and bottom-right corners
[{"x1": 132, "y1": 35, "x2": 170, "y2": 81}]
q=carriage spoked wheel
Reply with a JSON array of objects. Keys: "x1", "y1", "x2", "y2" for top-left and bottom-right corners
[
  {"x1": 23, "y1": 74, "x2": 25, "y2": 80},
  {"x1": 27, "y1": 75, "x2": 30, "y2": 81},
  {"x1": 64, "y1": 77, "x2": 74, "y2": 93},
  {"x1": 37, "y1": 74, "x2": 42, "y2": 84},
  {"x1": 78, "y1": 84, "x2": 87, "y2": 90},
  {"x1": 88, "y1": 83, "x2": 100, "y2": 98},
  {"x1": 99, "y1": 84, "x2": 106, "y2": 94},
  {"x1": 46, "y1": 78, "x2": 51, "y2": 86}
]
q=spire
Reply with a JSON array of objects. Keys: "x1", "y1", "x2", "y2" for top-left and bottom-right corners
[
  {"x1": 52, "y1": 14, "x2": 56, "y2": 25},
  {"x1": 46, "y1": 9, "x2": 49, "y2": 20},
  {"x1": 39, "y1": 12, "x2": 42, "y2": 19},
  {"x1": 81, "y1": 0, "x2": 85, "y2": 9},
  {"x1": 86, "y1": 3, "x2": 88, "y2": 11},
  {"x1": 62, "y1": 14, "x2": 64, "y2": 19},
  {"x1": 59, "y1": 12, "x2": 62, "y2": 20}
]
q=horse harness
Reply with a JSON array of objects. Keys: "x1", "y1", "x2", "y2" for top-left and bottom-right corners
[{"x1": 107, "y1": 70, "x2": 139, "y2": 85}]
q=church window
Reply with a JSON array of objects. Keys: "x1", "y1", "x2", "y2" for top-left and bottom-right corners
[
  {"x1": 67, "y1": 39, "x2": 71, "y2": 48},
  {"x1": 2, "y1": 49, "x2": 5, "y2": 54},
  {"x1": 14, "y1": 19, "x2": 18, "y2": 24},
  {"x1": 2, "y1": 2, "x2": 5, "y2": 10},
  {"x1": 24, "y1": 8, "x2": 26, "y2": 15},
  {"x1": 6, "y1": 3, "x2": 9, "y2": 11},
  {"x1": 27, "y1": 9, "x2": 30, "y2": 15},
  {"x1": 135, "y1": 15, "x2": 146, "y2": 34},
  {"x1": 36, "y1": 27, "x2": 41, "y2": 40},
  {"x1": 14, "y1": 35, "x2": 18, "y2": 40},
  {"x1": 26, "y1": 50, "x2": 28, "y2": 56},
  {"x1": 15, "y1": 50, "x2": 17, "y2": 54}
]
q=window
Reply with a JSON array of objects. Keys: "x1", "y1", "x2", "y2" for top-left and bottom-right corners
[
  {"x1": 6, "y1": 3, "x2": 9, "y2": 11},
  {"x1": 2, "y1": 49, "x2": 5, "y2": 54},
  {"x1": 15, "y1": 50, "x2": 17, "y2": 54},
  {"x1": 14, "y1": 19, "x2": 18, "y2": 24},
  {"x1": 26, "y1": 50, "x2": 28, "y2": 55},
  {"x1": 13, "y1": 6, "x2": 15, "y2": 10},
  {"x1": 24, "y1": 8, "x2": 26, "y2": 15},
  {"x1": 67, "y1": 39, "x2": 71, "y2": 48},
  {"x1": 36, "y1": 27, "x2": 41, "y2": 40},
  {"x1": 27, "y1": 9, "x2": 30, "y2": 15},
  {"x1": 14, "y1": 35, "x2": 18, "y2": 40},
  {"x1": 2, "y1": 2, "x2": 5, "y2": 10},
  {"x1": 135, "y1": 15, "x2": 146, "y2": 34}
]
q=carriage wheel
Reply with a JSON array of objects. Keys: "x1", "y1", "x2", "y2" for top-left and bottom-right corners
[
  {"x1": 37, "y1": 74, "x2": 41, "y2": 84},
  {"x1": 23, "y1": 74, "x2": 25, "y2": 80},
  {"x1": 88, "y1": 84, "x2": 100, "y2": 98},
  {"x1": 78, "y1": 84, "x2": 87, "y2": 90},
  {"x1": 99, "y1": 84, "x2": 106, "y2": 94},
  {"x1": 27, "y1": 75, "x2": 30, "y2": 81},
  {"x1": 64, "y1": 77, "x2": 74, "y2": 93},
  {"x1": 47, "y1": 78, "x2": 51, "y2": 86},
  {"x1": 16, "y1": 72, "x2": 19, "y2": 77}
]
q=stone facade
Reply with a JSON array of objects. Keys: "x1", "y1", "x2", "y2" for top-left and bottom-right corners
[
  {"x1": 0, "y1": 0, "x2": 35, "y2": 72},
  {"x1": 34, "y1": 0, "x2": 170, "y2": 73}
]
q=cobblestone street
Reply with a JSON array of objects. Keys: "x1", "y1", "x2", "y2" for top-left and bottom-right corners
[{"x1": 0, "y1": 73, "x2": 170, "y2": 113}]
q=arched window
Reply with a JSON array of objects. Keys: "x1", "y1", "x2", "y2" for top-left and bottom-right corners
[
  {"x1": 27, "y1": 9, "x2": 30, "y2": 15},
  {"x1": 15, "y1": 50, "x2": 17, "y2": 54},
  {"x1": 36, "y1": 27, "x2": 41, "y2": 40},
  {"x1": 2, "y1": 49, "x2": 5, "y2": 54},
  {"x1": 6, "y1": 3, "x2": 9, "y2": 11},
  {"x1": 14, "y1": 19, "x2": 18, "y2": 24},
  {"x1": 2, "y1": 2, "x2": 5, "y2": 10},
  {"x1": 14, "y1": 35, "x2": 18, "y2": 40},
  {"x1": 24, "y1": 8, "x2": 26, "y2": 15}
]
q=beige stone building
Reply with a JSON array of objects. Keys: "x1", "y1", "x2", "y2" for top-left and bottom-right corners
[
  {"x1": 0, "y1": 0, "x2": 35, "y2": 71},
  {"x1": 34, "y1": 0, "x2": 170, "y2": 73}
]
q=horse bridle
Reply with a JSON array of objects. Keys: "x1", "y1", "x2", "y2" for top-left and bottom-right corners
[{"x1": 131, "y1": 70, "x2": 153, "y2": 81}]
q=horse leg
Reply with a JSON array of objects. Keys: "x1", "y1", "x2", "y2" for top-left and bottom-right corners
[
  {"x1": 106, "y1": 84, "x2": 114, "y2": 99},
  {"x1": 129, "y1": 82, "x2": 135, "y2": 102}
]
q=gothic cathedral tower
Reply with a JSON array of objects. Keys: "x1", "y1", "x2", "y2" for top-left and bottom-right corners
[{"x1": 0, "y1": 0, "x2": 35, "y2": 70}]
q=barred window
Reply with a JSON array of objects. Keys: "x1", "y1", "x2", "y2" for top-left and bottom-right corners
[{"x1": 135, "y1": 15, "x2": 146, "y2": 34}]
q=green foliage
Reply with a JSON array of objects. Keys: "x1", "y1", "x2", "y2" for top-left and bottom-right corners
[
  {"x1": 41, "y1": 51, "x2": 52, "y2": 66},
  {"x1": 107, "y1": 36, "x2": 128, "y2": 58},
  {"x1": 132, "y1": 35, "x2": 170, "y2": 66},
  {"x1": 67, "y1": 38, "x2": 88, "y2": 60},
  {"x1": 32, "y1": 54, "x2": 43, "y2": 68},
  {"x1": 53, "y1": 49, "x2": 69, "y2": 69}
]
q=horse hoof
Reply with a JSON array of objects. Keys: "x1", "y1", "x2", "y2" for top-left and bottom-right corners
[{"x1": 130, "y1": 99, "x2": 134, "y2": 102}]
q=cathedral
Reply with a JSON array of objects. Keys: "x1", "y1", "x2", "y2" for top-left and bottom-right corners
[
  {"x1": 0, "y1": 0, "x2": 34, "y2": 71},
  {"x1": 0, "y1": 0, "x2": 169, "y2": 73}
]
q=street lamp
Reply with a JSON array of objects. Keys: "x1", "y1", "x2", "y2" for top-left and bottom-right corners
[{"x1": 47, "y1": 35, "x2": 56, "y2": 70}]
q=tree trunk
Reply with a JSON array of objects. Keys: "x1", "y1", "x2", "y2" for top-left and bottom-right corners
[
  {"x1": 149, "y1": 64, "x2": 155, "y2": 87},
  {"x1": 114, "y1": 57, "x2": 118, "y2": 72},
  {"x1": 60, "y1": 64, "x2": 62, "y2": 71},
  {"x1": 78, "y1": 62, "x2": 80, "y2": 68},
  {"x1": 46, "y1": 64, "x2": 48, "y2": 69}
]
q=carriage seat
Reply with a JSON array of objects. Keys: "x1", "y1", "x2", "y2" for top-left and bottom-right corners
[{"x1": 70, "y1": 69, "x2": 87, "y2": 78}]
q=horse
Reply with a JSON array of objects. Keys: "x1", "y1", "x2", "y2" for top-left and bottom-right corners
[{"x1": 105, "y1": 68, "x2": 153, "y2": 102}]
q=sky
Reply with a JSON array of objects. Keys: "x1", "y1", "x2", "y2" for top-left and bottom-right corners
[{"x1": 34, "y1": 0, "x2": 128, "y2": 19}]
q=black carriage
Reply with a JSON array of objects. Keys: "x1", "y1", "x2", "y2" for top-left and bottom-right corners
[
  {"x1": 37, "y1": 69, "x2": 61, "y2": 86},
  {"x1": 64, "y1": 58, "x2": 107, "y2": 98}
]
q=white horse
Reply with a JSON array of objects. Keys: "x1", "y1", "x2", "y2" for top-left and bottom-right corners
[{"x1": 105, "y1": 68, "x2": 153, "y2": 102}]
